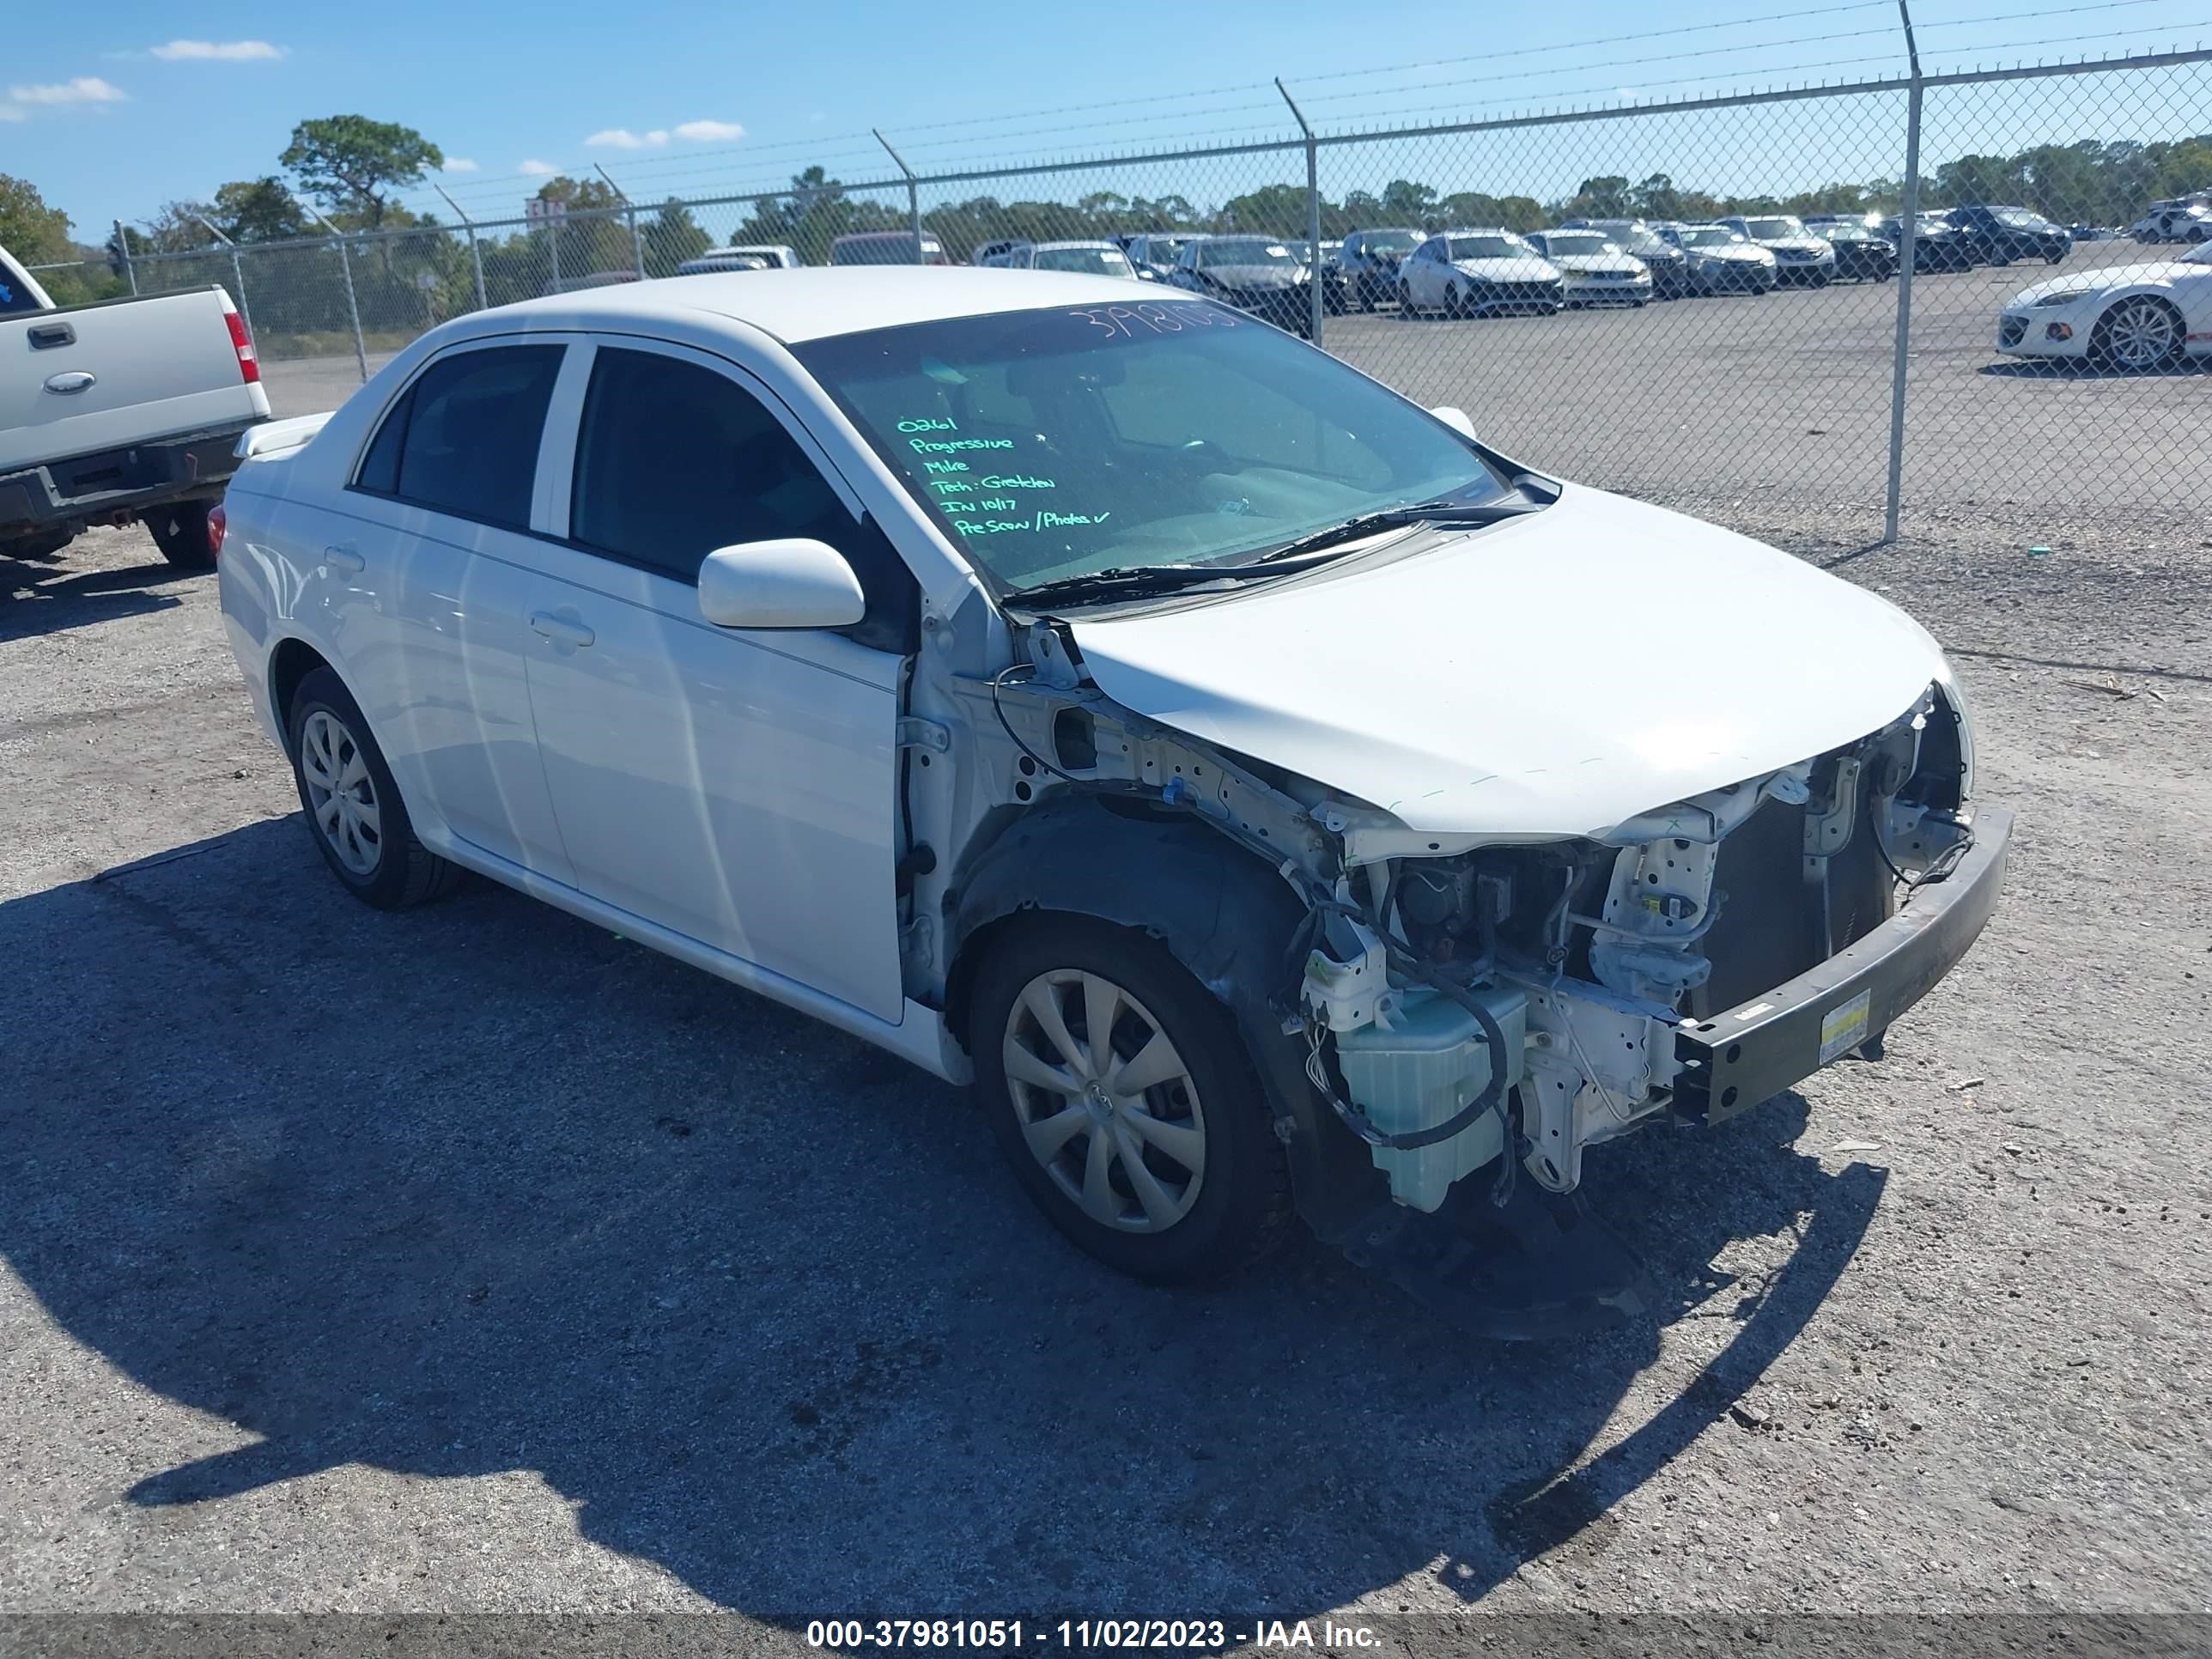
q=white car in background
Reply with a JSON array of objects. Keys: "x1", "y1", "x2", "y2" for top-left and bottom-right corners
[
  {"x1": 211, "y1": 268, "x2": 2008, "y2": 1319},
  {"x1": 1662, "y1": 225, "x2": 1780, "y2": 295},
  {"x1": 1397, "y1": 229, "x2": 1565, "y2": 317},
  {"x1": 997, "y1": 240, "x2": 1153, "y2": 281},
  {"x1": 2130, "y1": 200, "x2": 2211, "y2": 244},
  {"x1": 1523, "y1": 230, "x2": 1653, "y2": 307},
  {"x1": 1995, "y1": 238, "x2": 2212, "y2": 370},
  {"x1": 1717, "y1": 215, "x2": 1837, "y2": 285}
]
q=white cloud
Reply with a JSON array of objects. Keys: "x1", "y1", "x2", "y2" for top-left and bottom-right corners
[
  {"x1": 7, "y1": 76, "x2": 128, "y2": 106},
  {"x1": 0, "y1": 105, "x2": 24, "y2": 122},
  {"x1": 674, "y1": 118, "x2": 744, "y2": 143},
  {"x1": 441, "y1": 157, "x2": 479, "y2": 173},
  {"x1": 150, "y1": 40, "x2": 287, "y2": 62},
  {"x1": 586, "y1": 127, "x2": 669, "y2": 149},
  {"x1": 517, "y1": 159, "x2": 558, "y2": 176}
]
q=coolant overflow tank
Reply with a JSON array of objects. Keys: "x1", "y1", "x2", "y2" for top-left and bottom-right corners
[{"x1": 1334, "y1": 985, "x2": 1528, "y2": 1212}]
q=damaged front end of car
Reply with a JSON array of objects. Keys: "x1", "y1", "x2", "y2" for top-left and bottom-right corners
[{"x1": 930, "y1": 618, "x2": 2010, "y2": 1335}]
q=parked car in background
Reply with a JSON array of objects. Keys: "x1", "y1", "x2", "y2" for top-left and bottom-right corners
[
  {"x1": 726, "y1": 244, "x2": 800, "y2": 270},
  {"x1": 1285, "y1": 240, "x2": 1352, "y2": 313},
  {"x1": 1995, "y1": 237, "x2": 2212, "y2": 370},
  {"x1": 1003, "y1": 240, "x2": 1152, "y2": 281},
  {"x1": 1660, "y1": 225, "x2": 1778, "y2": 295},
  {"x1": 2067, "y1": 224, "x2": 2121, "y2": 242},
  {"x1": 1820, "y1": 221, "x2": 1899, "y2": 282},
  {"x1": 213, "y1": 266, "x2": 2008, "y2": 1299},
  {"x1": 972, "y1": 239, "x2": 1025, "y2": 267},
  {"x1": 1, "y1": 240, "x2": 268, "y2": 568},
  {"x1": 1523, "y1": 229, "x2": 1653, "y2": 307},
  {"x1": 2130, "y1": 199, "x2": 2212, "y2": 243},
  {"x1": 830, "y1": 230, "x2": 951, "y2": 266},
  {"x1": 1397, "y1": 229, "x2": 1565, "y2": 317},
  {"x1": 675, "y1": 252, "x2": 770, "y2": 276},
  {"x1": 1878, "y1": 214, "x2": 1978, "y2": 271},
  {"x1": 1945, "y1": 204, "x2": 2070, "y2": 265},
  {"x1": 1340, "y1": 228, "x2": 1424, "y2": 309},
  {"x1": 1718, "y1": 215, "x2": 1836, "y2": 285},
  {"x1": 1121, "y1": 234, "x2": 1196, "y2": 280},
  {"x1": 1166, "y1": 235, "x2": 1316, "y2": 334},
  {"x1": 1805, "y1": 212, "x2": 1883, "y2": 234},
  {"x1": 1572, "y1": 220, "x2": 1691, "y2": 297}
]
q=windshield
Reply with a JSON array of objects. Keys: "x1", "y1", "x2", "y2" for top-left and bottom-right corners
[
  {"x1": 1198, "y1": 239, "x2": 1297, "y2": 268},
  {"x1": 1539, "y1": 232, "x2": 1613, "y2": 258},
  {"x1": 1363, "y1": 230, "x2": 1419, "y2": 252},
  {"x1": 1992, "y1": 207, "x2": 2052, "y2": 228},
  {"x1": 1676, "y1": 228, "x2": 1741, "y2": 247},
  {"x1": 1743, "y1": 216, "x2": 1808, "y2": 240},
  {"x1": 1595, "y1": 223, "x2": 1664, "y2": 250},
  {"x1": 1033, "y1": 246, "x2": 1134, "y2": 276},
  {"x1": 793, "y1": 301, "x2": 1510, "y2": 596},
  {"x1": 1140, "y1": 237, "x2": 1190, "y2": 262},
  {"x1": 1445, "y1": 234, "x2": 1530, "y2": 260}
]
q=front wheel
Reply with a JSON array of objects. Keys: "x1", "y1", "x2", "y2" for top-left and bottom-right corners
[
  {"x1": 1443, "y1": 282, "x2": 1464, "y2": 319},
  {"x1": 970, "y1": 919, "x2": 1293, "y2": 1283},
  {"x1": 146, "y1": 501, "x2": 218, "y2": 570},
  {"x1": 285, "y1": 666, "x2": 462, "y2": 909},
  {"x1": 2090, "y1": 296, "x2": 2184, "y2": 372},
  {"x1": 1398, "y1": 279, "x2": 1418, "y2": 316}
]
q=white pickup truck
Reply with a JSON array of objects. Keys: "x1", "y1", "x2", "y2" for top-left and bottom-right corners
[{"x1": 2, "y1": 242, "x2": 270, "y2": 568}]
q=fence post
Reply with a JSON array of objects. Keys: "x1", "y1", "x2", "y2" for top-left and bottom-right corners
[
  {"x1": 596, "y1": 165, "x2": 648, "y2": 279},
  {"x1": 1882, "y1": 0, "x2": 1926, "y2": 544},
  {"x1": 191, "y1": 214, "x2": 255, "y2": 343},
  {"x1": 294, "y1": 197, "x2": 370, "y2": 382},
  {"x1": 112, "y1": 221, "x2": 137, "y2": 295},
  {"x1": 875, "y1": 130, "x2": 924, "y2": 261},
  {"x1": 1276, "y1": 78, "x2": 1324, "y2": 348},
  {"x1": 437, "y1": 185, "x2": 489, "y2": 312}
]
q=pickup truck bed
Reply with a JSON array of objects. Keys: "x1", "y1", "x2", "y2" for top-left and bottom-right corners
[{"x1": 3, "y1": 251, "x2": 269, "y2": 569}]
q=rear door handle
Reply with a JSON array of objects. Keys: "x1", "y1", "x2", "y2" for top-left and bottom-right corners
[
  {"x1": 529, "y1": 611, "x2": 595, "y2": 648},
  {"x1": 321, "y1": 544, "x2": 364, "y2": 574}
]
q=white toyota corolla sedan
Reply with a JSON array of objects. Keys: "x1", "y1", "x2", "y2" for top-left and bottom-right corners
[
  {"x1": 217, "y1": 268, "x2": 2008, "y2": 1313},
  {"x1": 1995, "y1": 239, "x2": 2212, "y2": 370}
]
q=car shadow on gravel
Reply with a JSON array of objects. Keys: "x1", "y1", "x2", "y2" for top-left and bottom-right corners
[
  {"x1": 0, "y1": 817, "x2": 1885, "y2": 1616},
  {"x1": 0, "y1": 550, "x2": 187, "y2": 641}
]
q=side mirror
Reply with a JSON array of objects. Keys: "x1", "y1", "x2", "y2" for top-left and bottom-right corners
[
  {"x1": 1429, "y1": 405, "x2": 1478, "y2": 442},
  {"x1": 697, "y1": 538, "x2": 866, "y2": 630}
]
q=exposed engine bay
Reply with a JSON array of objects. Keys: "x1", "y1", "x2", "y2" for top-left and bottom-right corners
[{"x1": 917, "y1": 617, "x2": 1979, "y2": 1224}]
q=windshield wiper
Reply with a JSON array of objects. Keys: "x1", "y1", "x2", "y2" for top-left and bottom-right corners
[
  {"x1": 1250, "y1": 494, "x2": 1542, "y2": 565},
  {"x1": 1009, "y1": 548, "x2": 1361, "y2": 611}
]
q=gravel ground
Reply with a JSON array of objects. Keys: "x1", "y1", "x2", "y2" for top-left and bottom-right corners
[{"x1": 3, "y1": 332, "x2": 2209, "y2": 1638}]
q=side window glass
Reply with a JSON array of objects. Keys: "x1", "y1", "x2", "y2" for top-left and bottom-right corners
[
  {"x1": 569, "y1": 347, "x2": 919, "y2": 648},
  {"x1": 368, "y1": 344, "x2": 563, "y2": 527}
]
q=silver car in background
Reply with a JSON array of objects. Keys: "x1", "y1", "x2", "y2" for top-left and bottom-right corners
[
  {"x1": 1719, "y1": 215, "x2": 1838, "y2": 286},
  {"x1": 1525, "y1": 229, "x2": 1654, "y2": 308},
  {"x1": 1662, "y1": 224, "x2": 1780, "y2": 295}
]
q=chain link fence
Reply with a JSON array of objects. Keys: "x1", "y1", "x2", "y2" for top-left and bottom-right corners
[{"x1": 104, "y1": 45, "x2": 2212, "y2": 543}]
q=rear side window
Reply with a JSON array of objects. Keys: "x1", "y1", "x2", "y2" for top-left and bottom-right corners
[{"x1": 355, "y1": 344, "x2": 563, "y2": 528}]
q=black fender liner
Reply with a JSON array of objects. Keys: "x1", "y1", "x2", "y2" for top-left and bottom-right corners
[{"x1": 944, "y1": 793, "x2": 1386, "y2": 1242}]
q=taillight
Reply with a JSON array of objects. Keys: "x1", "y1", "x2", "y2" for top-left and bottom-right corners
[
  {"x1": 208, "y1": 503, "x2": 227, "y2": 558},
  {"x1": 225, "y1": 310, "x2": 260, "y2": 383}
]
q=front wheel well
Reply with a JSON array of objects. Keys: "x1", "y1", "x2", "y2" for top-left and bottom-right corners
[{"x1": 267, "y1": 637, "x2": 333, "y2": 733}]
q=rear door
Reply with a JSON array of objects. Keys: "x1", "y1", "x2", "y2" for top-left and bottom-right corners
[
  {"x1": 332, "y1": 336, "x2": 577, "y2": 884},
  {"x1": 514, "y1": 337, "x2": 908, "y2": 1021}
]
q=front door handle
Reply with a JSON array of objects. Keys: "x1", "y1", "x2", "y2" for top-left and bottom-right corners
[
  {"x1": 529, "y1": 611, "x2": 595, "y2": 648},
  {"x1": 321, "y1": 544, "x2": 364, "y2": 574}
]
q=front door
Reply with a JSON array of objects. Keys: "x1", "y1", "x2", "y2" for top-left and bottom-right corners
[{"x1": 515, "y1": 340, "x2": 908, "y2": 1023}]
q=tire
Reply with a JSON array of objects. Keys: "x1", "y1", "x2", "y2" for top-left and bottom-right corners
[
  {"x1": 285, "y1": 665, "x2": 462, "y2": 909},
  {"x1": 2089, "y1": 296, "x2": 2185, "y2": 373},
  {"x1": 2189, "y1": 226, "x2": 2209, "y2": 245},
  {"x1": 1443, "y1": 282, "x2": 1464, "y2": 319},
  {"x1": 969, "y1": 917, "x2": 1293, "y2": 1284},
  {"x1": 146, "y1": 501, "x2": 218, "y2": 571},
  {"x1": 1398, "y1": 279, "x2": 1418, "y2": 317}
]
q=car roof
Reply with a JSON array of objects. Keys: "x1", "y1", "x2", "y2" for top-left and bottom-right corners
[
  {"x1": 1437, "y1": 227, "x2": 1518, "y2": 237},
  {"x1": 459, "y1": 266, "x2": 1176, "y2": 344},
  {"x1": 1031, "y1": 240, "x2": 1121, "y2": 251}
]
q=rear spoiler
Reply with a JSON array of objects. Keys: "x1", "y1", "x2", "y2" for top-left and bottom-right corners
[{"x1": 236, "y1": 412, "x2": 333, "y2": 462}]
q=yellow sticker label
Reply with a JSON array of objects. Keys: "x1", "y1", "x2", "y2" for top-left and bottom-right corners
[{"x1": 1819, "y1": 989, "x2": 1873, "y2": 1063}]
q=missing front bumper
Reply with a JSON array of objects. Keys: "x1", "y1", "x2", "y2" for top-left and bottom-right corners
[{"x1": 1672, "y1": 805, "x2": 2014, "y2": 1123}]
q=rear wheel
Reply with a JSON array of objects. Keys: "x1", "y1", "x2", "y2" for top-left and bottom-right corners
[
  {"x1": 970, "y1": 918, "x2": 1292, "y2": 1283},
  {"x1": 1444, "y1": 282, "x2": 1464, "y2": 319},
  {"x1": 2090, "y1": 296, "x2": 2184, "y2": 372},
  {"x1": 1398, "y1": 278, "x2": 1418, "y2": 316},
  {"x1": 285, "y1": 666, "x2": 462, "y2": 908},
  {"x1": 146, "y1": 501, "x2": 218, "y2": 570}
]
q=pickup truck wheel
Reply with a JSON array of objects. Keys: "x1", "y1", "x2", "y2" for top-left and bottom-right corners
[
  {"x1": 970, "y1": 918, "x2": 1292, "y2": 1284},
  {"x1": 147, "y1": 501, "x2": 218, "y2": 570},
  {"x1": 285, "y1": 666, "x2": 460, "y2": 909}
]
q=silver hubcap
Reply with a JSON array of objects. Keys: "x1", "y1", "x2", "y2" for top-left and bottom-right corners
[
  {"x1": 2106, "y1": 301, "x2": 2176, "y2": 368},
  {"x1": 1002, "y1": 969, "x2": 1206, "y2": 1234},
  {"x1": 300, "y1": 708, "x2": 381, "y2": 877}
]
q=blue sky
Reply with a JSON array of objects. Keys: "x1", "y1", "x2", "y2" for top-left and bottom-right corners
[{"x1": 7, "y1": 0, "x2": 2209, "y2": 240}]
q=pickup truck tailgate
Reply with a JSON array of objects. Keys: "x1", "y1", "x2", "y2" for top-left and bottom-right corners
[{"x1": 1, "y1": 285, "x2": 269, "y2": 474}]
